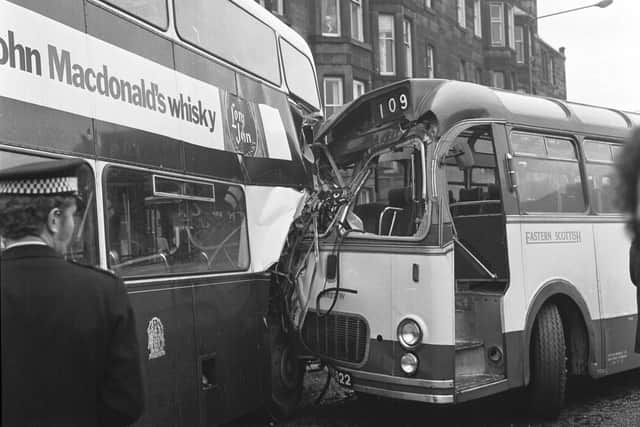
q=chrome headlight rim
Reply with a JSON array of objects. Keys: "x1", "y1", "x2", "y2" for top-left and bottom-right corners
[
  {"x1": 400, "y1": 352, "x2": 419, "y2": 376},
  {"x1": 397, "y1": 318, "x2": 423, "y2": 349}
]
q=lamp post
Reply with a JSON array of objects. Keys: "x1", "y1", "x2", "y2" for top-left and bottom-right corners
[
  {"x1": 527, "y1": 0, "x2": 613, "y2": 94},
  {"x1": 536, "y1": 0, "x2": 613, "y2": 20}
]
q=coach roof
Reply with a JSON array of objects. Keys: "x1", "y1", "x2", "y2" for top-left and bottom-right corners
[{"x1": 316, "y1": 79, "x2": 636, "y2": 146}]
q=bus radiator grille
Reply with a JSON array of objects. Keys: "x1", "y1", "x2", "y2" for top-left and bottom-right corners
[{"x1": 301, "y1": 311, "x2": 369, "y2": 364}]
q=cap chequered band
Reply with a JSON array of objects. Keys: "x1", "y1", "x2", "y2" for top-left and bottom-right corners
[{"x1": 0, "y1": 176, "x2": 78, "y2": 195}]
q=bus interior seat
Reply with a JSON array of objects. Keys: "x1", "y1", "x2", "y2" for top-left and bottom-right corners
[
  {"x1": 561, "y1": 183, "x2": 584, "y2": 212},
  {"x1": 353, "y1": 203, "x2": 387, "y2": 234},
  {"x1": 594, "y1": 185, "x2": 614, "y2": 212},
  {"x1": 457, "y1": 187, "x2": 483, "y2": 215},
  {"x1": 156, "y1": 237, "x2": 170, "y2": 253},
  {"x1": 486, "y1": 183, "x2": 500, "y2": 200},
  {"x1": 482, "y1": 183, "x2": 501, "y2": 214},
  {"x1": 381, "y1": 188, "x2": 414, "y2": 236}
]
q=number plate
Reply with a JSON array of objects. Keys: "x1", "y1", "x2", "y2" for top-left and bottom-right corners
[{"x1": 334, "y1": 369, "x2": 353, "y2": 388}]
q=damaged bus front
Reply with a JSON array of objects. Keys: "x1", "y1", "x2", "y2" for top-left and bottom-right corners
[{"x1": 287, "y1": 79, "x2": 467, "y2": 404}]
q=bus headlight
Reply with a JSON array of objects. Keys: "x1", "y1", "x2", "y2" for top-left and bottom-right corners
[
  {"x1": 397, "y1": 318, "x2": 422, "y2": 349},
  {"x1": 400, "y1": 352, "x2": 419, "y2": 375}
]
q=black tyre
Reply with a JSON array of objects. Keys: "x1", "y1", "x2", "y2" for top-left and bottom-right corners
[
  {"x1": 269, "y1": 323, "x2": 304, "y2": 419},
  {"x1": 529, "y1": 303, "x2": 567, "y2": 418}
]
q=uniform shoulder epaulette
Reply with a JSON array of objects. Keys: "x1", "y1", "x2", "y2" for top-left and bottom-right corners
[{"x1": 68, "y1": 260, "x2": 120, "y2": 280}]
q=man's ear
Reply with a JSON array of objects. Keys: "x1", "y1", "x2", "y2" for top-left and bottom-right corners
[{"x1": 46, "y1": 208, "x2": 61, "y2": 234}]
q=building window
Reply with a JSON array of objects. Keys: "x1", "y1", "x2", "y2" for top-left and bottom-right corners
[
  {"x1": 515, "y1": 25, "x2": 524, "y2": 63},
  {"x1": 274, "y1": 0, "x2": 284, "y2": 15},
  {"x1": 549, "y1": 58, "x2": 555, "y2": 85},
  {"x1": 475, "y1": 67, "x2": 482, "y2": 84},
  {"x1": 353, "y1": 79, "x2": 366, "y2": 99},
  {"x1": 350, "y1": 0, "x2": 364, "y2": 42},
  {"x1": 491, "y1": 70, "x2": 505, "y2": 88},
  {"x1": 542, "y1": 54, "x2": 549, "y2": 81},
  {"x1": 507, "y1": 5, "x2": 515, "y2": 50},
  {"x1": 403, "y1": 18, "x2": 413, "y2": 78},
  {"x1": 489, "y1": 3, "x2": 504, "y2": 47},
  {"x1": 474, "y1": 0, "x2": 482, "y2": 38},
  {"x1": 378, "y1": 14, "x2": 395, "y2": 75},
  {"x1": 256, "y1": 0, "x2": 283, "y2": 15},
  {"x1": 322, "y1": 0, "x2": 341, "y2": 36},
  {"x1": 323, "y1": 77, "x2": 343, "y2": 116},
  {"x1": 457, "y1": 0, "x2": 466, "y2": 28},
  {"x1": 458, "y1": 59, "x2": 467, "y2": 81},
  {"x1": 426, "y1": 45, "x2": 435, "y2": 78}
]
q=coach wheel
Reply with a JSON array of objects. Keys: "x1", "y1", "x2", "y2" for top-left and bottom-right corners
[
  {"x1": 269, "y1": 323, "x2": 304, "y2": 419},
  {"x1": 529, "y1": 302, "x2": 567, "y2": 418}
]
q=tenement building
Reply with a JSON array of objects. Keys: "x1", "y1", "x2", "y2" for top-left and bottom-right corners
[{"x1": 256, "y1": 0, "x2": 566, "y2": 116}]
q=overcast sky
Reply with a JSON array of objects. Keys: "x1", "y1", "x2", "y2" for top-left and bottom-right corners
[{"x1": 537, "y1": 0, "x2": 640, "y2": 112}]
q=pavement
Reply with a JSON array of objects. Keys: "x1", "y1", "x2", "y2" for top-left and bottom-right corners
[{"x1": 231, "y1": 368, "x2": 640, "y2": 427}]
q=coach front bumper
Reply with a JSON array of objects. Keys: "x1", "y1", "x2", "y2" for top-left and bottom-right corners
[{"x1": 334, "y1": 368, "x2": 454, "y2": 403}]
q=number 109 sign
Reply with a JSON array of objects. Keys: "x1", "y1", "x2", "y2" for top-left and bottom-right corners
[{"x1": 374, "y1": 87, "x2": 410, "y2": 124}]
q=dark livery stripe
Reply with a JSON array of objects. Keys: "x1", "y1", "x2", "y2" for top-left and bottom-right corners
[
  {"x1": 1, "y1": 95, "x2": 307, "y2": 186},
  {"x1": 316, "y1": 338, "x2": 455, "y2": 382}
]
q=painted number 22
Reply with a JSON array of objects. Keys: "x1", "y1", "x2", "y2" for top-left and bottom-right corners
[{"x1": 335, "y1": 371, "x2": 352, "y2": 387}]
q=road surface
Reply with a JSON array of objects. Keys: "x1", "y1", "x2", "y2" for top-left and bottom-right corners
[{"x1": 231, "y1": 368, "x2": 640, "y2": 427}]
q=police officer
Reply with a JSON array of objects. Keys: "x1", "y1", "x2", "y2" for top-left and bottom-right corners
[{"x1": 0, "y1": 158, "x2": 144, "y2": 426}]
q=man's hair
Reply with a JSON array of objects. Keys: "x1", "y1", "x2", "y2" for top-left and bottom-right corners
[
  {"x1": 616, "y1": 127, "x2": 640, "y2": 238},
  {"x1": 0, "y1": 195, "x2": 76, "y2": 240}
]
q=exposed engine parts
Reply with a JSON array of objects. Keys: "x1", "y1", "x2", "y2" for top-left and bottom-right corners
[{"x1": 270, "y1": 142, "x2": 352, "y2": 333}]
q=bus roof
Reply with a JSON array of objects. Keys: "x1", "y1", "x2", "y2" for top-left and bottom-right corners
[{"x1": 316, "y1": 79, "x2": 638, "y2": 147}]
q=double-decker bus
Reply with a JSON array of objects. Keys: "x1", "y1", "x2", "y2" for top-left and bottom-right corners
[
  {"x1": 293, "y1": 79, "x2": 640, "y2": 416},
  {"x1": 0, "y1": 0, "x2": 321, "y2": 425}
]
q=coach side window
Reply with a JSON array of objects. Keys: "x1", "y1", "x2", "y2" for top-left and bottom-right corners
[
  {"x1": 510, "y1": 132, "x2": 585, "y2": 213},
  {"x1": 104, "y1": 167, "x2": 249, "y2": 277},
  {"x1": 583, "y1": 140, "x2": 620, "y2": 214}
]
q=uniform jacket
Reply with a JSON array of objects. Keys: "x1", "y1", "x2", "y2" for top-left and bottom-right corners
[
  {"x1": 630, "y1": 239, "x2": 640, "y2": 353},
  {"x1": 1, "y1": 244, "x2": 144, "y2": 427}
]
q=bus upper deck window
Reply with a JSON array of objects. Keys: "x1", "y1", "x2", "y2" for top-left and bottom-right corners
[
  {"x1": 174, "y1": 0, "x2": 281, "y2": 85},
  {"x1": 281, "y1": 39, "x2": 321, "y2": 110},
  {"x1": 101, "y1": 0, "x2": 168, "y2": 30}
]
